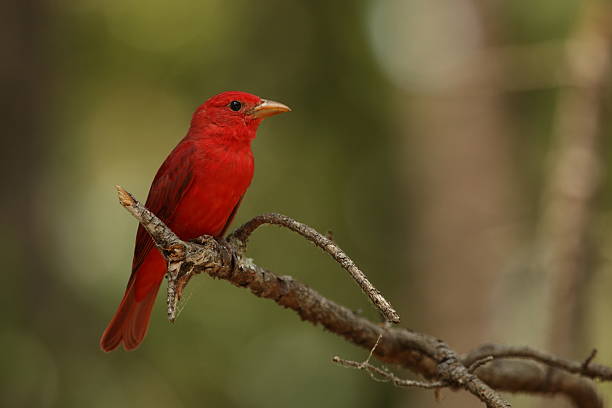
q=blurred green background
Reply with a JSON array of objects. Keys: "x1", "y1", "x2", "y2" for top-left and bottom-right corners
[{"x1": 2, "y1": 0, "x2": 612, "y2": 407}]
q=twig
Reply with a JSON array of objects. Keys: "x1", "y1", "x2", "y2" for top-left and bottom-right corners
[
  {"x1": 469, "y1": 356, "x2": 495, "y2": 373},
  {"x1": 227, "y1": 213, "x2": 400, "y2": 324},
  {"x1": 363, "y1": 333, "x2": 383, "y2": 366},
  {"x1": 332, "y1": 333, "x2": 447, "y2": 392},
  {"x1": 582, "y1": 349, "x2": 598, "y2": 372},
  {"x1": 332, "y1": 356, "x2": 446, "y2": 389}
]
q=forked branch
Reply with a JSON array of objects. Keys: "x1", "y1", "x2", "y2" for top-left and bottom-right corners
[
  {"x1": 114, "y1": 186, "x2": 610, "y2": 408},
  {"x1": 227, "y1": 213, "x2": 400, "y2": 323}
]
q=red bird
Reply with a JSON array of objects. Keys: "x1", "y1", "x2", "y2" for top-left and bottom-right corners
[{"x1": 100, "y1": 91, "x2": 290, "y2": 352}]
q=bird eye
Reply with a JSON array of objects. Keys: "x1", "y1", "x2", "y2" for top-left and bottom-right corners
[{"x1": 229, "y1": 101, "x2": 242, "y2": 111}]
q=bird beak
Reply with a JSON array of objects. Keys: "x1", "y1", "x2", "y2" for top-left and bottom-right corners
[{"x1": 247, "y1": 99, "x2": 291, "y2": 119}]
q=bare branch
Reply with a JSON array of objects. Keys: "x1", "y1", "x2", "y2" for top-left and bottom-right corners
[
  {"x1": 469, "y1": 356, "x2": 495, "y2": 373},
  {"x1": 463, "y1": 344, "x2": 612, "y2": 381},
  {"x1": 227, "y1": 213, "x2": 400, "y2": 324},
  {"x1": 463, "y1": 345, "x2": 605, "y2": 408},
  {"x1": 332, "y1": 356, "x2": 446, "y2": 389},
  {"x1": 582, "y1": 349, "x2": 598, "y2": 372},
  {"x1": 332, "y1": 333, "x2": 426, "y2": 387},
  {"x1": 115, "y1": 186, "x2": 612, "y2": 408},
  {"x1": 473, "y1": 360, "x2": 602, "y2": 408},
  {"x1": 332, "y1": 333, "x2": 445, "y2": 391}
]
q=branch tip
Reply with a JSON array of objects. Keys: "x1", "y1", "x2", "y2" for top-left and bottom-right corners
[
  {"x1": 582, "y1": 349, "x2": 598, "y2": 371},
  {"x1": 229, "y1": 213, "x2": 401, "y2": 324},
  {"x1": 468, "y1": 356, "x2": 495, "y2": 373},
  {"x1": 116, "y1": 185, "x2": 135, "y2": 207}
]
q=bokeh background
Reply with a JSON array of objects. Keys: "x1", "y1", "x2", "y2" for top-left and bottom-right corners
[{"x1": 2, "y1": 0, "x2": 612, "y2": 407}]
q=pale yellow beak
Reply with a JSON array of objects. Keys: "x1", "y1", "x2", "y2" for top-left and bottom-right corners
[{"x1": 247, "y1": 99, "x2": 291, "y2": 119}]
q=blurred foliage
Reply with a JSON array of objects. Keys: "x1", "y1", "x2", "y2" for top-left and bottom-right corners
[{"x1": 1, "y1": 0, "x2": 611, "y2": 407}]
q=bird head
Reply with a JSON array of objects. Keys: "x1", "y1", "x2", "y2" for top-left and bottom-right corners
[{"x1": 191, "y1": 91, "x2": 291, "y2": 137}]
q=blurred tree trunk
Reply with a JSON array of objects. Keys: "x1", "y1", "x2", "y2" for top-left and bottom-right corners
[
  {"x1": 520, "y1": 15, "x2": 612, "y2": 408},
  {"x1": 538, "y1": 3, "x2": 610, "y2": 359},
  {"x1": 399, "y1": 1, "x2": 520, "y2": 406},
  {"x1": 397, "y1": 3, "x2": 611, "y2": 407},
  {"x1": 518, "y1": 6, "x2": 612, "y2": 408},
  {"x1": 0, "y1": 0, "x2": 56, "y2": 326}
]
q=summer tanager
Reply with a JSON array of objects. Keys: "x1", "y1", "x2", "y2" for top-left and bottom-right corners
[{"x1": 100, "y1": 91, "x2": 290, "y2": 352}]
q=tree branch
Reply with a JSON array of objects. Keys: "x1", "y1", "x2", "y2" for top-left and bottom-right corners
[
  {"x1": 114, "y1": 186, "x2": 611, "y2": 408},
  {"x1": 332, "y1": 356, "x2": 446, "y2": 390},
  {"x1": 463, "y1": 345, "x2": 611, "y2": 381},
  {"x1": 227, "y1": 213, "x2": 400, "y2": 323}
]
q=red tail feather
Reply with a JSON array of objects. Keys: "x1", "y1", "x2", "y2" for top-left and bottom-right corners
[{"x1": 100, "y1": 274, "x2": 163, "y2": 352}]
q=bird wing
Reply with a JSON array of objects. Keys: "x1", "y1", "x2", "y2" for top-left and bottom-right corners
[
  {"x1": 129, "y1": 141, "x2": 196, "y2": 284},
  {"x1": 218, "y1": 195, "x2": 243, "y2": 237}
]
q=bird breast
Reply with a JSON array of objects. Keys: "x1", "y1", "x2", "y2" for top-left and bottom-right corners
[{"x1": 170, "y1": 142, "x2": 254, "y2": 239}]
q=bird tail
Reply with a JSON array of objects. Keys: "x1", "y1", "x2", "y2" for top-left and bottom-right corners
[{"x1": 99, "y1": 277, "x2": 162, "y2": 352}]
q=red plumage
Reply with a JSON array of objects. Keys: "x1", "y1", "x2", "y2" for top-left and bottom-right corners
[{"x1": 100, "y1": 91, "x2": 290, "y2": 352}]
